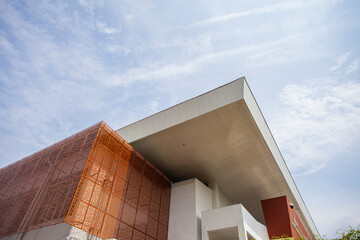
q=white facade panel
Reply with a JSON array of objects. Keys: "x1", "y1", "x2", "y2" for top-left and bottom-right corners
[
  {"x1": 168, "y1": 179, "x2": 198, "y2": 240},
  {"x1": 168, "y1": 179, "x2": 215, "y2": 240},
  {"x1": 195, "y1": 180, "x2": 214, "y2": 240},
  {"x1": 201, "y1": 204, "x2": 269, "y2": 240}
]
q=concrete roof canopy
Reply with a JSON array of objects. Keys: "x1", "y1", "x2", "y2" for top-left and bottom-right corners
[{"x1": 116, "y1": 77, "x2": 320, "y2": 238}]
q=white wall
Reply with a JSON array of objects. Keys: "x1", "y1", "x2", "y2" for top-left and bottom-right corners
[
  {"x1": 209, "y1": 183, "x2": 233, "y2": 209},
  {"x1": 201, "y1": 204, "x2": 269, "y2": 240},
  {"x1": 195, "y1": 180, "x2": 213, "y2": 240},
  {"x1": 168, "y1": 179, "x2": 214, "y2": 240},
  {"x1": 168, "y1": 179, "x2": 198, "y2": 240},
  {"x1": 168, "y1": 179, "x2": 236, "y2": 240}
]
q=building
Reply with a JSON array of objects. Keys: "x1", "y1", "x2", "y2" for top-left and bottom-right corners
[{"x1": 0, "y1": 78, "x2": 319, "y2": 240}]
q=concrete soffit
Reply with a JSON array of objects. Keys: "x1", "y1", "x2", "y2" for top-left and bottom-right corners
[{"x1": 116, "y1": 77, "x2": 320, "y2": 238}]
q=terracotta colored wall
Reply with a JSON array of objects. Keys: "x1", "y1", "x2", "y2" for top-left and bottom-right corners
[
  {"x1": 261, "y1": 196, "x2": 310, "y2": 240},
  {"x1": 0, "y1": 122, "x2": 100, "y2": 238},
  {"x1": 261, "y1": 196, "x2": 292, "y2": 239},
  {"x1": 287, "y1": 199, "x2": 310, "y2": 240},
  {"x1": 65, "y1": 122, "x2": 171, "y2": 240}
]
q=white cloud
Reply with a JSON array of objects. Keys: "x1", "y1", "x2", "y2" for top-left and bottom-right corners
[
  {"x1": 0, "y1": 32, "x2": 15, "y2": 53},
  {"x1": 329, "y1": 51, "x2": 351, "y2": 71},
  {"x1": 152, "y1": 34, "x2": 213, "y2": 56},
  {"x1": 346, "y1": 59, "x2": 359, "y2": 74},
  {"x1": 246, "y1": 44, "x2": 323, "y2": 68},
  {"x1": 107, "y1": 62, "x2": 197, "y2": 87},
  {"x1": 183, "y1": 0, "x2": 340, "y2": 28},
  {"x1": 0, "y1": 1, "x2": 107, "y2": 163},
  {"x1": 104, "y1": 44, "x2": 131, "y2": 54},
  {"x1": 268, "y1": 77, "x2": 360, "y2": 175},
  {"x1": 77, "y1": 0, "x2": 99, "y2": 14},
  {"x1": 124, "y1": 14, "x2": 135, "y2": 23},
  {"x1": 105, "y1": 34, "x2": 305, "y2": 86},
  {"x1": 268, "y1": 54, "x2": 360, "y2": 175},
  {"x1": 149, "y1": 100, "x2": 159, "y2": 113},
  {"x1": 96, "y1": 21, "x2": 118, "y2": 34}
]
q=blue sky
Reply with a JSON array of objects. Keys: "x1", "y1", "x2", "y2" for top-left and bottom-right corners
[{"x1": 0, "y1": 0, "x2": 359, "y2": 237}]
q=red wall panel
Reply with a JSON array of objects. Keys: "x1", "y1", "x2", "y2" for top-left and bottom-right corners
[{"x1": 261, "y1": 196, "x2": 310, "y2": 240}]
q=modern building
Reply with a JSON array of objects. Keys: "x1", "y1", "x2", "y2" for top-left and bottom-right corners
[{"x1": 0, "y1": 78, "x2": 319, "y2": 240}]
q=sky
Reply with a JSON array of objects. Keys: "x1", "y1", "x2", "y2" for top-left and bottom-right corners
[{"x1": 0, "y1": 0, "x2": 359, "y2": 238}]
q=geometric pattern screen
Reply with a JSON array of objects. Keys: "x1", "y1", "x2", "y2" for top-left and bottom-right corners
[
  {"x1": 0, "y1": 121, "x2": 171, "y2": 240},
  {"x1": 0, "y1": 122, "x2": 100, "y2": 239},
  {"x1": 65, "y1": 122, "x2": 171, "y2": 240}
]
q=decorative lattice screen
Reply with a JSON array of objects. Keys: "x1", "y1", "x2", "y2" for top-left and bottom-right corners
[
  {"x1": 0, "y1": 121, "x2": 171, "y2": 240},
  {"x1": 0, "y1": 122, "x2": 100, "y2": 238}
]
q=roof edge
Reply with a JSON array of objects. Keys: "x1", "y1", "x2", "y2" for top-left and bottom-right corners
[
  {"x1": 242, "y1": 81, "x2": 320, "y2": 237},
  {"x1": 116, "y1": 77, "x2": 246, "y2": 142}
]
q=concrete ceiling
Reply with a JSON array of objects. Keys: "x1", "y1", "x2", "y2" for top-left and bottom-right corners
[
  {"x1": 116, "y1": 78, "x2": 319, "y2": 238},
  {"x1": 125, "y1": 100, "x2": 290, "y2": 224}
]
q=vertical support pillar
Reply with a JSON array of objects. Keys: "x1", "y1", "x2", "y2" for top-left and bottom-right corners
[
  {"x1": 202, "y1": 225, "x2": 209, "y2": 240},
  {"x1": 238, "y1": 223, "x2": 247, "y2": 240},
  {"x1": 238, "y1": 207, "x2": 247, "y2": 240}
]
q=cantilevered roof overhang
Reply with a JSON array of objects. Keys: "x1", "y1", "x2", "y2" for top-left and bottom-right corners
[{"x1": 116, "y1": 77, "x2": 319, "y2": 238}]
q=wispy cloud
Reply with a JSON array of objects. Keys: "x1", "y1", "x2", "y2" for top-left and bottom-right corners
[
  {"x1": 77, "y1": 0, "x2": 99, "y2": 14},
  {"x1": 346, "y1": 59, "x2": 359, "y2": 74},
  {"x1": 246, "y1": 43, "x2": 324, "y2": 68},
  {"x1": 189, "y1": 2, "x2": 307, "y2": 27},
  {"x1": 179, "y1": 0, "x2": 340, "y2": 28},
  {"x1": 103, "y1": 34, "x2": 212, "y2": 56},
  {"x1": 96, "y1": 21, "x2": 119, "y2": 34},
  {"x1": 105, "y1": 34, "x2": 304, "y2": 86},
  {"x1": 0, "y1": 32, "x2": 15, "y2": 53},
  {"x1": 0, "y1": 1, "x2": 107, "y2": 163},
  {"x1": 268, "y1": 63, "x2": 360, "y2": 175},
  {"x1": 106, "y1": 61, "x2": 197, "y2": 87},
  {"x1": 329, "y1": 51, "x2": 351, "y2": 71},
  {"x1": 149, "y1": 100, "x2": 159, "y2": 113}
]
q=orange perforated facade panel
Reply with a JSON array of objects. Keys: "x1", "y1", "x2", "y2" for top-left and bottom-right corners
[
  {"x1": 0, "y1": 122, "x2": 99, "y2": 238},
  {"x1": 0, "y1": 121, "x2": 171, "y2": 240}
]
